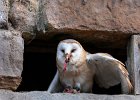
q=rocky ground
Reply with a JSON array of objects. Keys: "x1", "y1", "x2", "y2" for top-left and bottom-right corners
[{"x1": 0, "y1": 90, "x2": 139, "y2": 100}]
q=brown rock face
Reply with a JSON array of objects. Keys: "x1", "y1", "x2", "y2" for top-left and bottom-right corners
[
  {"x1": 41, "y1": 0, "x2": 140, "y2": 50},
  {"x1": 0, "y1": 30, "x2": 24, "y2": 90},
  {"x1": 45, "y1": 0, "x2": 140, "y2": 33},
  {"x1": 8, "y1": 0, "x2": 140, "y2": 48},
  {"x1": 9, "y1": 0, "x2": 38, "y2": 32},
  {"x1": 8, "y1": 1, "x2": 140, "y2": 32},
  {"x1": 9, "y1": 0, "x2": 38, "y2": 43}
]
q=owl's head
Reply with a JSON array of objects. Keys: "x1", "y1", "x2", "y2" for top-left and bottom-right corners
[{"x1": 56, "y1": 39, "x2": 85, "y2": 66}]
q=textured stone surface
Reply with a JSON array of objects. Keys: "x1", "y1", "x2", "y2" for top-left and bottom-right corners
[
  {"x1": 0, "y1": 90, "x2": 139, "y2": 100},
  {"x1": 8, "y1": 0, "x2": 140, "y2": 33},
  {"x1": 0, "y1": 30, "x2": 24, "y2": 90},
  {"x1": 45, "y1": 0, "x2": 140, "y2": 33},
  {"x1": 7, "y1": 0, "x2": 140, "y2": 48},
  {"x1": 127, "y1": 35, "x2": 140, "y2": 94},
  {"x1": 42, "y1": 0, "x2": 140, "y2": 50},
  {"x1": 9, "y1": 0, "x2": 38, "y2": 32},
  {"x1": 9, "y1": 0, "x2": 38, "y2": 43},
  {"x1": 0, "y1": 0, "x2": 8, "y2": 29}
]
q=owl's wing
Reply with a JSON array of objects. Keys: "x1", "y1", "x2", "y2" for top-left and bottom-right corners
[
  {"x1": 47, "y1": 70, "x2": 63, "y2": 93},
  {"x1": 86, "y1": 53, "x2": 133, "y2": 94}
]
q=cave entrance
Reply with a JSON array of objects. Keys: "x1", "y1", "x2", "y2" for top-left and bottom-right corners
[
  {"x1": 17, "y1": 33, "x2": 128, "y2": 94},
  {"x1": 17, "y1": 39, "x2": 58, "y2": 91}
]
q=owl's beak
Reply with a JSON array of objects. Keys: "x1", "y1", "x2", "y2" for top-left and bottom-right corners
[{"x1": 65, "y1": 53, "x2": 71, "y2": 63}]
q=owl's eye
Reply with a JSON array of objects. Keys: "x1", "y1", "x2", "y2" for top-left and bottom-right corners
[
  {"x1": 71, "y1": 49, "x2": 76, "y2": 53},
  {"x1": 61, "y1": 49, "x2": 65, "y2": 53}
]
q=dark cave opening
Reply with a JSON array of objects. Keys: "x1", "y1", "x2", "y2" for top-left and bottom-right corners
[
  {"x1": 17, "y1": 38, "x2": 127, "y2": 94},
  {"x1": 17, "y1": 39, "x2": 59, "y2": 91},
  {"x1": 17, "y1": 52, "x2": 57, "y2": 91}
]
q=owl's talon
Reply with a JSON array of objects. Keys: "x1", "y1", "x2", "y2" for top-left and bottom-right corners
[
  {"x1": 63, "y1": 87, "x2": 73, "y2": 93},
  {"x1": 73, "y1": 87, "x2": 81, "y2": 93},
  {"x1": 73, "y1": 89, "x2": 80, "y2": 94}
]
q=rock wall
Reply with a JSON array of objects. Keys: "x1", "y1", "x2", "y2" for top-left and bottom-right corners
[
  {"x1": 0, "y1": 0, "x2": 140, "y2": 92},
  {"x1": 0, "y1": 0, "x2": 24, "y2": 90},
  {"x1": 9, "y1": 0, "x2": 140, "y2": 33},
  {"x1": 8, "y1": 0, "x2": 140, "y2": 48}
]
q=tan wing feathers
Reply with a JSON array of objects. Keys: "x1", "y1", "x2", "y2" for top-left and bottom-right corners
[
  {"x1": 126, "y1": 77, "x2": 133, "y2": 93},
  {"x1": 87, "y1": 53, "x2": 133, "y2": 94},
  {"x1": 97, "y1": 53, "x2": 128, "y2": 76}
]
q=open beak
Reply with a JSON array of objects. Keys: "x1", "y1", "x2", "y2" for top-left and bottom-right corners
[{"x1": 65, "y1": 54, "x2": 71, "y2": 63}]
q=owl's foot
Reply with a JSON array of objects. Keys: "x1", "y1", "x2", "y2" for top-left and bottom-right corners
[
  {"x1": 73, "y1": 87, "x2": 81, "y2": 93},
  {"x1": 63, "y1": 86, "x2": 74, "y2": 93},
  {"x1": 72, "y1": 89, "x2": 80, "y2": 94},
  {"x1": 63, "y1": 88, "x2": 80, "y2": 93},
  {"x1": 63, "y1": 86, "x2": 81, "y2": 93}
]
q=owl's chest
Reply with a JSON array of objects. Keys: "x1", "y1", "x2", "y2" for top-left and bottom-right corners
[{"x1": 59, "y1": 64, "x2": 93, "y2": 88}]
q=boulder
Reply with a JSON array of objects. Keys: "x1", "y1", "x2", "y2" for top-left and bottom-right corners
[
  {"x1": 0, "y1": 30, "x2": 24, "y2": 90},
  {"x1": 45, "y1": 0, "x2": 140, "y2": 33},
  {"x1": 8, "y1": 0, "x2": 140, "y2": 48},
  {"x1": 9, "y1": 0, "x2": 38, "y2": 43}
]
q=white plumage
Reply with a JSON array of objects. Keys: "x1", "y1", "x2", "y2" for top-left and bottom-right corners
[{"x1": 48, "y1": 39, "x2": 133, "y2": 94}]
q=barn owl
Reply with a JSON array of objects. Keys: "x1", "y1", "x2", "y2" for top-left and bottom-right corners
[{"x1": 48, "y1": 39, "x2": 133, "y2": 94}]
